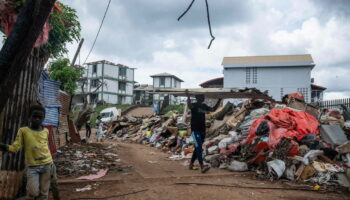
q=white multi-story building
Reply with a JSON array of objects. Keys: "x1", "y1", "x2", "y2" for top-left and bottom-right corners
[
  {"x1": 75, "y1": 60, "x2": 135, "y2": 104},
  {"x1": 222, "y1": 54, "x2": 317, "y2": 102},
  {"x1": 151, "y1": 72, "x2": 183, "y2": 105}
]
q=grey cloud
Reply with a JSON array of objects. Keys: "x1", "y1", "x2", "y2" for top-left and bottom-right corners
[
  {"x1": 62, "y1": 0, "x2": 254, "y2": 62},
  {"x1": 311, "y1": 0, "x2": 350, "y2": 20}
]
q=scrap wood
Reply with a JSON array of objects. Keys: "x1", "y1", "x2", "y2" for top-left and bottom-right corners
[
  {"x1": 106, "y1": 123, "x2": 119, "y2": 135},
  {"x1": 70, "y1": 189, "x2": 148, "y2": 200},
  {"x1": 174, "y1": 182, "x2": 328, "y2": 192}
]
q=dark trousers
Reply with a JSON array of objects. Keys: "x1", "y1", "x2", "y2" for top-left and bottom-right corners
[
  {"x1": 191, "y1": 131, "x2": 205, "y2": 165},
  {"x1": 86, "y1": 124, "x2": 91, "y2": 138}
]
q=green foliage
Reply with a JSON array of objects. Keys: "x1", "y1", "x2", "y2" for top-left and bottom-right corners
[
  {"x1": 48, "y1": 58, "x2": 84, "y2": 94},
  {"x1": 162, "y1": 104, "x2": 184, "y2": 114},
  {"x1": 42, "y1": 2, "x2": 81, "y2": 58}
]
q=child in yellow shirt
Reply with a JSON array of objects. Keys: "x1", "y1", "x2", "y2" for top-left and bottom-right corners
[{"x1": 0, "y1": 105, "x2": 53, "y2": 200}]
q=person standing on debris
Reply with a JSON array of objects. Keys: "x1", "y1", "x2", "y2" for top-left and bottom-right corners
[
  {"x1": 85, "y1": 116, "x2": 91, "y2": 138},
  {"x1": 0, "y1": 105, "x2": 54, "y2": 200},
  {"x1": 185, "y1": 90, "x2": 221, "y2": 173},
  {"x1": 153, "y1": 101, "x2": 159, "y2": 116},
  {"x1": 96, "y1": 115, "x2": 104, "y2": 142}
]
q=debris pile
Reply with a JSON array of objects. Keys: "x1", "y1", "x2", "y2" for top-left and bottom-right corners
[
  {"x1": 104, "y1": 94, "x2": 350, "y2": 188},
  {"x1": 54, "y1": 143, "x2": 121, "y2": 177}
]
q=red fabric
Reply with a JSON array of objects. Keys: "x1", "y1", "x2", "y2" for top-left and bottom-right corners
[
  {"x1": 287, "y1": 92, "x2": 305, "y2": 102},
  {"x1": 54, "y1": 2, "x2": 62, "y2": 13},
  {"x1": 0, "y1": 0, "x2": 54, "y2": 47},
  {"x1": 245, "y1": 108, "x2": 319, "y2": 149},
  {"x1": 288, "y1": 140, "x2": 299, "y2": 157},
  {"x1": 43, "y1": 125, "x2": 57, "y2": 155}
]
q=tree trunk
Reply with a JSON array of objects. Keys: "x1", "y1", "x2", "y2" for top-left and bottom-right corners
[
  {"x1": 0, "y1": 0, "x2": 55, "y2": 199},
  {"x1": 0, "y1": 0, "x2": 56, "y2": 114}
]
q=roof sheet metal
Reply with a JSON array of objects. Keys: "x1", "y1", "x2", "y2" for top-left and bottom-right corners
[
  {"x1": 39, "y1": 72, "x2": 61, "y2": 107},
  {"x1": 58, "y1": 91, "x2": 71, "y2": 115},
  {"x1": 150, "y1": 87, "x2": 273, "y2": 100},
  {"x1": 222, "y1": 54, "x2": 315, "y2": 68},
  {"x1": 58, "y1": 114, "x2": 69, "y2": 135},
  {"x1": 43, "y1": 106, "x2": 60, "y2": 127},
  {"x1": 39, "y1": 72, "x2": 61, "y2": 127}
]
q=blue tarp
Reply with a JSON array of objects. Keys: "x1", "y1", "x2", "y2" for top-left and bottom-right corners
[
  {"x1": 43, "y1": 106, "x2": 60, "y2": 127},
  {"x1": 39, "y1": 71, "x2": 61, "y2": 127}
]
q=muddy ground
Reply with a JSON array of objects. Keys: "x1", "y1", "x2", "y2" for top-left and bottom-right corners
[{"x1": 55, "y1": 139, "x2": 349, "y2": 200}]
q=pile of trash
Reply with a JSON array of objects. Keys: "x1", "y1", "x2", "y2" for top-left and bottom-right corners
[
  {"x1": 104, "y1": 93, "x2": 350, "y2": 188},
  {"x1": 54, "y1": 143, "x2": 121, "y2": 177}
]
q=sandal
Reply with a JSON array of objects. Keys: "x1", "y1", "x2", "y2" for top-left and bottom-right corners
[
  {"x1": 189, "y1": 163, "x2": 198, "y2": 170},
  {"x1": 201, "y1": 165, "x2": 210, "y2": 173}
]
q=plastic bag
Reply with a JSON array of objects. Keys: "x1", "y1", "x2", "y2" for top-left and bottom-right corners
[
  {"x1": 267, "y1": 159, "x2": 286, "y2": 179},
  {"x1": 218, "y1": 138, "x2": 234, "y2": 149},
  {"x1": 302, "y1": 150, "x2": 323, "y2": 165},
  {"x1": 227, "y1": 160, "x2": 248, "y2": 172},
  {"x1": 250, "y1": 108, "x2": 270, "y2": 119}
]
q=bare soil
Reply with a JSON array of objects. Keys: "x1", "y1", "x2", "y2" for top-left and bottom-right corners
[{"x1": 56, "y1": 141, "x2": 349, "y2": 200}]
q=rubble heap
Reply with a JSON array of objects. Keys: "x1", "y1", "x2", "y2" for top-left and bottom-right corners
[
  {"x1": 104, "y1": 94, "x2": 350, "y2": 188},
  {"x1": 54, "y1": 143, "x2": 121, "y2": 177}
]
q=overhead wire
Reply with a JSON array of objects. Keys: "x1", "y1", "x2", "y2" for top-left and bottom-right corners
[
  {"x1": 83, "y1": 0, "x2": 112, "y2": 64},
  {"x1": 177, "y1": 0, "x2": 215, "y2": 49}
]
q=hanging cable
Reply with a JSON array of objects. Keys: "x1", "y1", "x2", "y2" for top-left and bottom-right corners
[
  {"x1": 177, "y1": 0, "x2": 215, "y2": 49},
  {"x1": 205, "y1": 0, "x2": 215, "y2": 49},
  {"x1": 83, "y1": 0, "x2": 112, "y2": 64},
  {"x1": 178, "y1": 0, "x2": 196, "y2": 21}
]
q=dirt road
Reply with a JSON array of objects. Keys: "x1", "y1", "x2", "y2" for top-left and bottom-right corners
[
  {"x1": 58, "y1": 141, "x2": 349, "y2": 200},
  {"x1": 125, "y1": 107, "x2": 154, "y2": 118}
]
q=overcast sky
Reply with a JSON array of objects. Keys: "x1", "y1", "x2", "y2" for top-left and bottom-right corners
[{"x1": 5, "y1": 0, "x2": 350, "y2": 100}]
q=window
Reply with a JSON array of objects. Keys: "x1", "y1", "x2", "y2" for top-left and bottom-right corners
[
  {"x1": 297, "y1": 88, "x2": 309, "y2": 102},
  {"x1": 91, "y1": 79, "x2": 99, "y2": 87},
  {"x1": 280, "y1": 88, "x2": 284, "y2": 99},
  {"x1": 90, "y1": 94, "x2": 98, "y2": 103},
  {"x1": 119, "y1": 82, "x2": 126, "y2": 91},
  {"x1": 245, "y1": 68, "x2": 251, "y2": 84},
  {"x1": 118, "y1": 96, "x2": 124, "y2": 104},
  {"x1": 252, "y1": 67, "x2": 257, "y2": 84},
  {"x1": 160, "y1": 77, "x2": 165, "y2": 86},
  {"x1": 119, "y1": 67, "x2": 126, "y2": 77},
  {"x1": 92, "y1": 64, "x2": 97, "y2": 73}
]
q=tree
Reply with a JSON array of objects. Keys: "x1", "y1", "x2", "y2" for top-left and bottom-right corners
[
  {"x1": 0, "y1": 2, "x2": 81, "y2": 197},
  {"x1": 48, "y1": 58, "x2": 84, "y2": 95}
]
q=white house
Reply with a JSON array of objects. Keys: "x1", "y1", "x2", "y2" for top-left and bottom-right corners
[
  {"x1": 74, "y1": 60, "x2": 135, "y2": 104},
  {"x1": 151, "y1": 72, "x2": 183, "y2": 105},
  {"x1": 222, "y1": 54, "x2": 316, "y2": 102}
]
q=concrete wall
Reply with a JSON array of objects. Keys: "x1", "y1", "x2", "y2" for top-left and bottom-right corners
[
  {"x1": 103, "y1": 94, "x2": 118, "y2": 104},
  {"x1": 76, "y1": 62, "x2": 135, "y2": 104},
  {"x1": 126, "y1": 82, "x2": 133, "y2": 96},
  {"x1": 104, "y1": 79, "x2": 118, "y2": 93},
  {"x1": 104, "y1": 63, "x2": 118, "y2": 78},
  {"x1": 223, "y1": 66, "x2": 312, "y2": 102},
  {"x1": 127, "y1": 68, "x2": 134, "y2": 82}
]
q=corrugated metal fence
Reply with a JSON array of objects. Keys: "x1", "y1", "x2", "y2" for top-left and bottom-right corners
[
  {"x1": 0, "y1": 50, "x2": 48, "y2": 199},
  {"x1": 316, "y1": 98, "x2": 350, "y2": 109}
]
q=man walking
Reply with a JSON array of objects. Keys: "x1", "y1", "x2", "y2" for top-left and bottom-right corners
[{"x1": 186, "y1": 90, "x2": 221, "y2": 173}]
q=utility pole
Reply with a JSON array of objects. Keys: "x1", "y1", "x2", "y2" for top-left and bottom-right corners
[{"x1": 70, "y1": 38, "x2": 84, "y2": 67}]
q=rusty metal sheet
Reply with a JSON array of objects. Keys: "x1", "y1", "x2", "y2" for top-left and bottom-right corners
[{"x1": 58, "y1": 91, "x2": 71, "y2": 116}]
